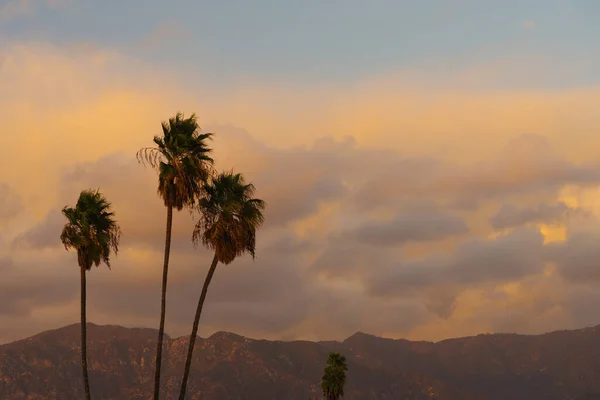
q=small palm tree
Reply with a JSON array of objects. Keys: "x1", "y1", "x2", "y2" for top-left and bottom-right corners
[
  {"x1": 137, "y1": 113, "x2": 213, "y2": 400},
  {"x1": 321, "y1": 352, "x2": 348, "y2": 400},
  {"x1": 60, "y1": 189, "x2": 121, "y2": 400},
  {"x1": 178, "y1": 171, "x2": 266, "y2": 400}
]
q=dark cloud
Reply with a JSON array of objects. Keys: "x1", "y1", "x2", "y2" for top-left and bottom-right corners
[
  {"x1": 422, "y1": 284, "x2": 461, "y2": 319},
  {"x1": 449, "y1": 228, "x2": 545, "y2": 284},
  {"x1": 200, "y1": 299, "x2": 308, "y2": 336},
  {"x1": 489, "y1": 202, "x2": 577, "y2": 230},
  {"x1": 317, "y1": 228, "x2": 545, "y2": 301},
  {"x1": 565, "y1": 286, "x2": 600, "y2": 328},
  {"x1": 0, "y1": 280, "x2": 76, "y2": 317},
  {"x1": 262, "y1": 234, "x2": 313, "y2": 255},
  {"x1": 310, "y1": 237, "x2": 390, "y2": 281},
  {"x1": 193, "y1": 256, "x2": 306, "y2": 305},
  {"x1": 301, "y1": 289, "x2": 427, "y2": 337},
  {"x1": 367, "y1": 257, "x2": 443, "y2": 299},
  {"x1": 0, "y1": 254, "x2": 78, "y2": 317},
  {"x1": 12, "y1": 209, "x2": 64, "y2": 249},
  {"x1": 366, "y1": 228, "x2": 546, "y2": 316},
  {"x1": 312, "y1": 224, "x2": 548, "y2": 320},
  {"x1": 549, "y1": 231, "x2": 600, "y2": 283},
  {"x1": 353, "y1": 208, "x2": 468, "y2": 246}
]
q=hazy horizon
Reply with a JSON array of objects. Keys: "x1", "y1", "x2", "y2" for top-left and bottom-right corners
[
  {"x1": 6, "y1": 319, "x2": 600, "y2": 347},
  {"x1": 2, "y1": 0, "x2": 600, "y2": 345}
]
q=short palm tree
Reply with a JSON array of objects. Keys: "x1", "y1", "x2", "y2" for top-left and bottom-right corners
[
  {"x1": 178, "y1": 171, "x2": 266, "y2": 400},
  {"x1": 321, "y1": 352, "x2": 348, "y2": 400},
  {"x1": 136, "y1": 112, "x2": 214, "y2": 400},
  {"x1": 60, "y1": 189, "x2": 121, "y2": 400}
]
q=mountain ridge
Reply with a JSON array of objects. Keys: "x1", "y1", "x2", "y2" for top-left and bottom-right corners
[
  {"x1": 2, "y1": 323, "x2": 600, "y2": 399},
  {"x1": 8, "y1": 321, "x2": 600, "y2": 347}
]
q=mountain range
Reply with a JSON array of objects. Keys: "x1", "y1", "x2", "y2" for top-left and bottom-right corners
[{"x1": 2, "y1": 323, "x2": 600, "y2": 399}]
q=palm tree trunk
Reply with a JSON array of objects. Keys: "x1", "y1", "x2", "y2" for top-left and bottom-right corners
[
  {"x1": 154, "y1": 205, "x2": 173, "y2": 400},
  {"x1": 80, "y1": 266, "x2": 91, "y2": 400},
  {"x1": 178, "y1": 253, "x2": 219, "y2": 400}
]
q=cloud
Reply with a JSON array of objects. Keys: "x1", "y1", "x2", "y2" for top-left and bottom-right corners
[
  {"x1": 313, "y1": 226, "x2": 547, "y2": 320},
  {"x1": 0, "y1": 256, "x2": 13, "y2": 271},
  {"x1": 566, "y1": 285, "x2": 600, "y2": 328},
  {"x1": 138, "y1": 20, "x2": 191, "y2": 50},
  {"x1": 367, "y1": 228, "x2": 546, "y2": 299},
  {"x1": 407, "y1": 273, "x2": 570, "y2": 341},
  {"x1": 352, "y1": 208, "x2": 468, "y2": 246},
  {"x1": 12, "y1": 208, "x2": 64, "y2": 249},
  {"x1": 0, "y1": 0, "x2": 66, "y2": 22},
  {"x1": 489, "y1": 201, "x2": 579, "y2": 230},
  {"x1": 9, "y1": 128, "x2": 598, "y2": 342},
  {"x1": 355, "y1": 134, "x2": 600, "y2": 213},
  {"x1": 549, "y1": 231, "x2": 600, "y2": 283},
  {"x1": 0, "y1": 251, "x2": 78, "y2": 317},
  {"x1": 0, "y1": 0, "x2": 30, "y2": 21},
  {"x1": 246, "y1": 136, "x2": 352, "y2": 227},
  {"x1": 449, "y1": 228, "x2": 546, "y2": 285},
  {"x1": 3, "y1": 146, "x2": 330, "y2": 337},
  {"x1": 4, "y1": 40, "x2": 600, "y2": 345},
  {"x1": 0, "y1": 184, "x2": 22, "y2": 223}
]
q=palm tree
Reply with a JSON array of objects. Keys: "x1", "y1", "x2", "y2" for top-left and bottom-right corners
[
  {"x1": 60, "y1": 189, "x2": 121, "y2": 400},
  {"x1": 137, "y1": 112, "x2": 214, "y2": 400},
  {"x1": 178, "y1": 171, "x2": 266, "y2": 400},
  {"x1": 321, "y1": 352, "x2": 348, "y2": 400}
]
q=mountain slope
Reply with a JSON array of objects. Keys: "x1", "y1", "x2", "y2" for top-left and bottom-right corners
[{"x1": 1, "y1": 324, "x2": 600, "y2": 399}]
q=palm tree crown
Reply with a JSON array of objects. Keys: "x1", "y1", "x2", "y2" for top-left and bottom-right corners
[
  {"x1": 60, "y1": 189, "x2": 121, "y2": 269},
  {"x1": 321, "y1": 352, "x2": 348, "y2": 400},
  {"x1": 136, "y1": 112, "x2": 214, "y2": 210},
  {"x1": 192, "y1": 171, "x2": 266, "y2": 264}
]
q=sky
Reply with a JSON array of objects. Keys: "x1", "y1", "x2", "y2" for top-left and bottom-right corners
[{"x1": 1, "y1": 0, "x2": 600, "y2": 344}]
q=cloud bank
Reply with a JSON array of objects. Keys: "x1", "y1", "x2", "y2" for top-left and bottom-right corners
[{"x1": 1, "y1": 40, "x2": 600, "y2": 344}]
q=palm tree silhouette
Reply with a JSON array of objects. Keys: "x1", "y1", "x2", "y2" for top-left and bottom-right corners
[
  {"x1": 60, "y1": 189, "x2": 121, "y2": 400},
  {"x1": 136, "y1": 112, "x2": 213, "y2": 400},
  {"x1": 321, "y1": 352, "x2": 348, "y2": 400},
  {"x1": 178, "y1": 171, "x2": 266, "y2": 400}
]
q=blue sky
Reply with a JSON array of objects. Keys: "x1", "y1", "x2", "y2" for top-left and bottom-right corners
[{"x1": 2, "y1": 0, "x2": 599, "y2": 86}]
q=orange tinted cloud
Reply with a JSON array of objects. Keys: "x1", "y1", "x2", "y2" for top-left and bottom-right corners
[{"x1": 2, "y1": 41, "x2": 600, "y2": 343}]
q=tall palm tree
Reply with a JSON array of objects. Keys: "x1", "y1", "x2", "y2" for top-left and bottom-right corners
[
  {"x1": 60, "y1": 189, "x2": 121, "y2": 400},
  {"x1": 321, "y1": 352, "x2": 348, "y2": 400},
  {"x1": 136, "y1": 112, "x2": 214, "y2": 400},
  {"x1": 178, "y1": 171, "x2": 266, "y2": 400}
]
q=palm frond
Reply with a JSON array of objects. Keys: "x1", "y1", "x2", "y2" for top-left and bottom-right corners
[
  {"x1": 60, "y1": 189, "x2": 121, "y2": 271},
  {"x1": 136, "y1": 147, "x2": 163, "y2": 170},
  {"x1": 192, "y1": 170, "x2": 266, "y2": 264},
  {"x1": 138, "y1": 112, "x2": 215, "y2": 210}
]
